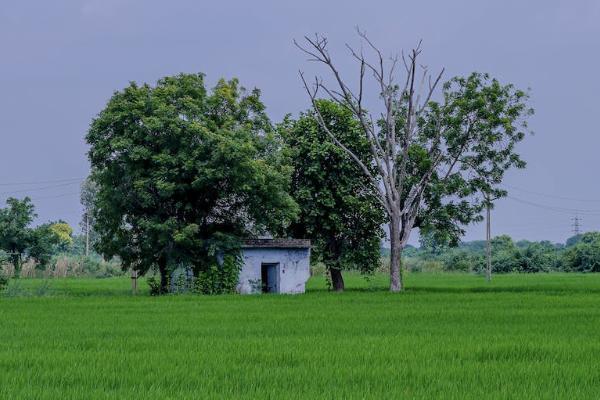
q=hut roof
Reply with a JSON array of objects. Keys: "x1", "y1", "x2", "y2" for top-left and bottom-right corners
[{"x1": 241, "y1": 239, "x2": 311, "y2": 249}]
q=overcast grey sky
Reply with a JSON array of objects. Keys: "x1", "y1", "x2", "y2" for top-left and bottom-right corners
[{"x1": 1, "y1": 0, "x2": 599, "y2": 244}]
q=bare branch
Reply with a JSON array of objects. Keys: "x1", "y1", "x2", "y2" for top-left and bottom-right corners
[
  {"x1": 298, "y1": 71, "x2": 390, "y2": 215},
  {"x1": 295, "y1": 31, "x2": 450, "y2": 292}
]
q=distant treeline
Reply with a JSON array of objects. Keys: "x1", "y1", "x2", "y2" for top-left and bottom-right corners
[{"x1": 390, "y1": 232, "x2": 600, "y2": 273}]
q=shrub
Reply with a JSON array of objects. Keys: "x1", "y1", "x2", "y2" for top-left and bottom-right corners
[
  {"x1": 48, "y1": 254, "x2": 123, "y2": 278},
  {"x1": 440, "y1": 249, "x2": 475, "y2": 272},
  {"x1": 146, "y1": 275, "x2": 164, "y2": 296},
  {"x1": 562, "y1": 242, "x2": 600, "y2": 272},
  {"x1": 195, "y1": 253, "x2": 241, "y2": 295},
  {"x1": 0, "y1": 273, "x2": 8, "y2": 292}
]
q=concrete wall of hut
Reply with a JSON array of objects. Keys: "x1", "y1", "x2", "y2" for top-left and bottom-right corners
[{"x1": 237, "y1": 247, "x2": 311, "y2": 294}]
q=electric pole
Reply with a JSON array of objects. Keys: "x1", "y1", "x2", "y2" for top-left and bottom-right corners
[
  {"x1": 571, "y1": 215, "x2": 581, "y2": 236},
  {"x1": 85, "y1": 212, "x2": 90, "y2": 257},
  {"x1": 485, "y1": 197, "x2": 492, "y2": 282}
]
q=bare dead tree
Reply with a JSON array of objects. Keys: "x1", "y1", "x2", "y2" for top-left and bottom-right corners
[
  {"x1": 295, "y1": 28, "x2": 532, "y2": 291},
  {"x1": 295, "y1": 28, "x2": 481, "y2": 293}
]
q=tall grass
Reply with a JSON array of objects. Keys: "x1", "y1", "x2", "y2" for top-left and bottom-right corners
[{"x1": 1, "y1": 273, "x2": 599, "y2": 399}]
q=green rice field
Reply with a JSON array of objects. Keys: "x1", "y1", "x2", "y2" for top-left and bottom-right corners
[{"x1": 1, "y1": 273, "x2": 599, "y2": 399}]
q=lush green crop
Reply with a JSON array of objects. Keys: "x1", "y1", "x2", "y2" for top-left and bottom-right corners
[{"x1": 1, "y1": 273, "x2": 599, "y2": 399}]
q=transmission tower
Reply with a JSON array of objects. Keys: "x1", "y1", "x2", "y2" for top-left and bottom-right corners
[{"x1": 571, "y1": 215, "x2": 581, "y2": 236}]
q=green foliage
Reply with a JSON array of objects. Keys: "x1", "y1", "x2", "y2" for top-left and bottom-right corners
[
  {"x1": 86, "y1": 73, "x2": 298, "y2": 291},
  {"x1": 281, "y1": 100, "x2": 384, "y2": 280},
  {"x1": 146, "y1": 275, "x2": 163, "y2": 296},
  {"x1": 49, "y1": 222, "x2": 73, "y2": 251},
  {"x1": 0, "y1": 198, "x2": 77, "y2": 275},
  {"x1": 414, "y1": 73, "x2": 533, "y2": 246},
  {"x1": 51, "y1": 254, "x2": 123, "y2": 278},
  {"x1": 566, "y1": 234, "x2": 583, "y2": 247},
  {"x1": 404, "y1": 232, "x2": 600, "y2": 274},
  {"x1": 439, "y1": 249, "x2": 477, "y2": 272},
  {"x1": 29, "y1": 222, "x2": 73, "y2": 269},
  {"x1": 562, "y1": 232, "x2": 600, "y2": 272},
  {"x1": 517, "y1": 242, "x2": 561, "y2": 273},
  {"x1": 195, "y1": 253, "x2": 241, "y2": 295},
  {"x1": 418, "y1": 230, "x2": 450, "y2": 257},
  {"x1": 0, "y1": 197, "x2": 36, "y2": 274},
  {"x1": 0, "y1": 250, "x2": 9, "y2": 266},
  {"x1": 0, "y1": 273, "x2": 7, "y2": 292},
  {"x1": 28, "y1": 224, "x2": 57, "y2": 269}
]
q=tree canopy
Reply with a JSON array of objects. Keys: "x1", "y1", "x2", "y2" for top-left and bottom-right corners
[
  {"x1": 0, "y1": 197, "x2": 36, "y2": 274},
  {"x1": 296, "y1": 31, "x2": 533, "y2": 290},
  {"x1": 0, "y1": 198, "x2": 73, "y2": 275},
  {"x1": 281, "y1": 100, "x2": 385, "y2": 291},
  {"x1": 86, "y1": 73, "x2": 298, "y2": 292}
]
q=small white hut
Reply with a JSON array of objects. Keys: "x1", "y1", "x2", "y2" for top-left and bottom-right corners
[{"x1": 237, "y1": 239, "x2": 311, "y2": 294}]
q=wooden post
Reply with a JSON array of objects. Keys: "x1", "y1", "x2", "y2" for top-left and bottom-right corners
[
  {"x1": 85, "y1": 212, "x2": 90, "y2": 257},
  {"x1": 485, "y1": 201, "x2": 492, "y2": 282},
  {"x1": 131, "y1": 270, "x2": 138, "y2": 295}
]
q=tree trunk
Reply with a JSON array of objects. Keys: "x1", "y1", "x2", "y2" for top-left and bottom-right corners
[
  {"x1": 389, "y1": 214, "x2": 404, "y2": 292},
  {"x1": 330, "y1": 268, "x2": 345, "y2": 292},
  {"x1": 13, "y1": 254, "x2": 22, "y2": 279},
  {"x1": 158, "y1": 257, "x2": 169, "y2": 294}
]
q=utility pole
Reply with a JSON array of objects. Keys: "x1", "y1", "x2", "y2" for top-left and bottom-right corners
[
  {"x1": 85, "y1": 212, "x2": 90, "y2": 257},
  {"x1": 571, "y1": 215, "x2": 581, "y2": 236},
  {"x1": 485, "y1": 197, "x2": 492, "y2": 282}
]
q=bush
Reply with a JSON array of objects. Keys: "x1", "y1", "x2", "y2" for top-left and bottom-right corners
[
  {"x1": 562, "y1": 242, "x2": 600, "y2": 272},
  {"x1": 146, "y1": 275, "x2": 164, "y2": 296},
  {"x1": 0, "y1": 273, "x2": 8, "y2": 292},
  {"x1": 49, "y1": 254, "x2": 123, "y2": 278},
  {"x1": 440, "y1": 249, "x2": 476, "y2": 272},
  {"x1": 517, "y1": 244, "x2": 560, "y2": 273},
  {"x1": 195, "y1": 253, "x2": 241, "y2": 295},
  {"x1": 403, "y1": 257, "x2": 444, "y2": 273}
]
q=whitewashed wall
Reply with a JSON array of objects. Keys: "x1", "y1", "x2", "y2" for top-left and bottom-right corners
[{"x1": 237, "y1": 247, "x2": 311, "y2": 294}]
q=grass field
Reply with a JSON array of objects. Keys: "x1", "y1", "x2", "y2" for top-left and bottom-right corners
[{"x1": 1, "y1": 273, "x2": 600, "y2": 399}]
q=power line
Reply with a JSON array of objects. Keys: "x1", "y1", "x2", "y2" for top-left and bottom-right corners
[
  {"x1": 31, "y1": 192, "x2": 80, "y2": 201},
  {"x1": 0, "y1": 177, "x2": 84, "y2": 187},
  {"x1": 506, "y1": 196, "x2": 600, "y2": 215},
  {"x1": 505, "y1": 184, "x2": 600, "y2": 202},
  {"x1": 0, "y1": 181, "x2": 82, "y2": 196}
]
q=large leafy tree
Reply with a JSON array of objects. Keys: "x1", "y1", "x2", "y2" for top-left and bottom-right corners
[
  {"x1": 281, "y1": 100, "x2": 385, "y2": 291},
  {"x1": 87, "y1": 73, "x2": 298, "y2": 292},
  {"x1": 562, "y1": 232, "x2": 600, "y2": 272},
  {"x1": 0, "y1": 197, "x2": 35, "y2": 275},
  {"x1": 29, "y1": 222, "x2": 71, "y2": 269},
  {"x1": 0, "y1": 198, "x2": 66, "y2": 274},
  {"x1": 297, "y1": 32, "x2": 532, "y2": 291}
]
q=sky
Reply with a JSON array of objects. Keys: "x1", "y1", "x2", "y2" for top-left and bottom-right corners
[{"x1": 1, "y1": 0, "x2": 599, "y2": 245}]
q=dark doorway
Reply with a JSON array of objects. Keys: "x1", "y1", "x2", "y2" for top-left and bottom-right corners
[{"x1": 261, "y1": 263, "x2": 279, "y2": 293}]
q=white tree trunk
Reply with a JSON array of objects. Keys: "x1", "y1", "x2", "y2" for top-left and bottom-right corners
[{"x1": 389, "y1": 212, "x2": 403, "y2": 292}]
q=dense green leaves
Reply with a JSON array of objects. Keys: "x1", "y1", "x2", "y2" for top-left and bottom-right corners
[
  {"x1": 562, "y1": 232, "x2": 600, "y2": 272},
  {"x1": 407, "y1": 232, "x2": 600, "y2": 274},
  {"x1": 27, "y1": 222, "x2": 73, "y2": 269},
  {"x1": 414, "y1": 73, "x2": 533, "y2": 245},
  {"x1": 0, "y1": 198, "x2": 73, "y2": 274},
  {"x1": 281, "y1": 100, "x2": 385, "y2": 289},
  {"x1": 0, "y1": 197, "x2": 35, "y2": 273},
  {"x1": 86, "y1": 73, "x2": 298, "y2": 291}
]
